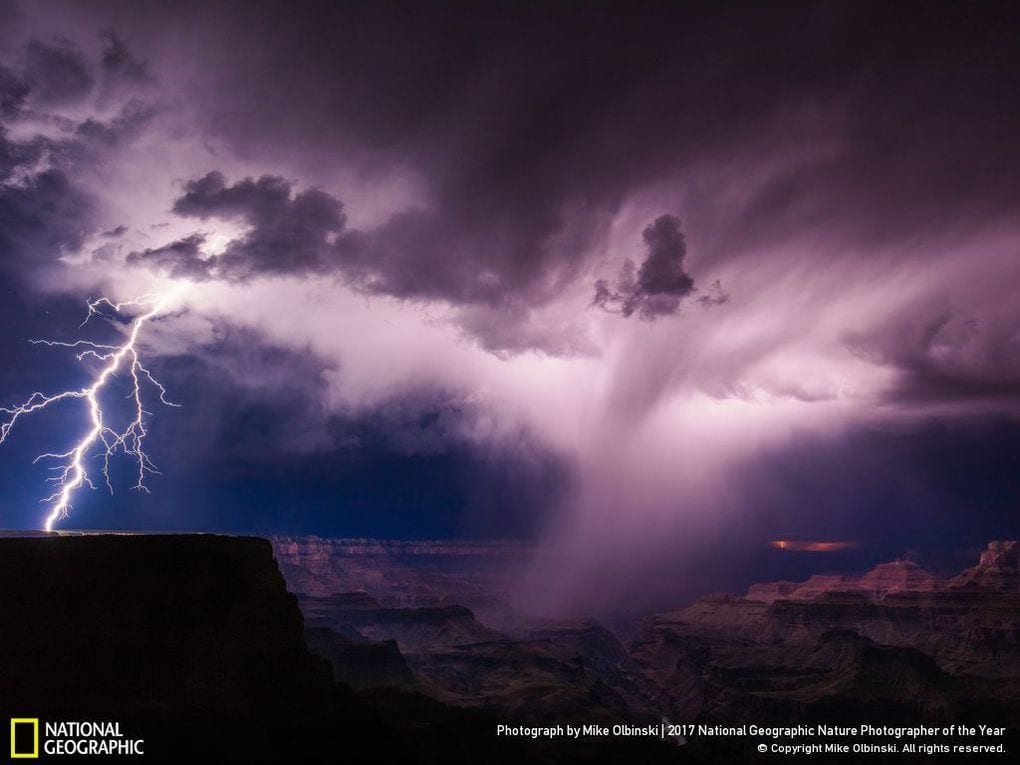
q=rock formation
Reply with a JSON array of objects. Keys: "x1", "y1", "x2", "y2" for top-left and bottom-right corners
[{"x1": 619, "y1": 542, "x2": 1020, "y2": 761}]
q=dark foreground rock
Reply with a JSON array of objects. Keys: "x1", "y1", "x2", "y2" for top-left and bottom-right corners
[
  {"x1": 305, "y1": 626, "x2": 417, "y2": 690},
  {"x1": 0, "y1": 535, "x2": 381, "y2": 761}
]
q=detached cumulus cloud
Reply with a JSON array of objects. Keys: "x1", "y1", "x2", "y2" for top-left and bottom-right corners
[{"x1": 592, "y1": 215, "x2": 697, "y2": 319}]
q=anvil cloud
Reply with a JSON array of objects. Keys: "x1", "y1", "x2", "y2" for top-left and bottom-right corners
[{"x1": 1, "y1": 0, "x2": 1018, "y2": 607}]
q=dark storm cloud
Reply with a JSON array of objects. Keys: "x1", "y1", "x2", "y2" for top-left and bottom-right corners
[
  {"x1": 138, "y1": 168, "x2": 554, "y2": 306},
  {"x1": 99, "y1": 30, "x2": 149, "y2": 86},
  {"x1": 23, "y1": 37, "x2": 94, "y2": 105},
  {"x1": 128, "y1": 233, "x2": 207, "y2": 280},
  {"x1": 146, "y1": 322, "x2": 569, "y2": 537},
  {"x1": 0, "y1": 88, "x2": 95, "y2": 275},
  {"x1": 0, "y1": 29, "x2": 154, "y2": 279},
  {"x1": 129, "y1": 171, "x2": 357, "y2": 281},
  {"x1": 156, "y1": 323, "x2": 342, "y2": 459},
  {"x1": 125, "y1": 2, "x2": 1016, "y2": 272},
  {"x1": 158, "y1": 320, "x2": 488, "y2": 461},
  {"x1": 68, "y1": 0, "x2": 1012, "y2": 357},
  {"x1": 158, "y1": 317, "x2": 562, "y2": 465},
  {"x1": 3, "y1": 2, "x2": 1020, "y2": 301},
  {"x1": 74, "y1": 100, "x2": 155, "y2": 147},
  {"x1": 455, "y1": 302, "x2": 596, "y2": 358},
  {"x1": 847, "y1": 309, "x2": 1020, "y2": 409},
  {"x1": 136, "y1": 180, "x2": 699, "y2": 349},
  {"x1": 592, "y1": 215, "x2": 696, "y2": 319},
  {"x1": 141, "y1": 169, "x2": 554, "y2": 310},
  {"x1": 0, "y1": 64, "x2": 28, "y2": 116},
  {"x1": 0, "y1": 161, "x2": 94, "y2": 271}
]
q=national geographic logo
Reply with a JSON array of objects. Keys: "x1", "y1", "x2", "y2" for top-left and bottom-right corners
[
  {"x1": 10, "y1": 718, "x2": 39, "y2": 759},
  {"x1": 9, "y1": 719, "x2": 144, "y2": 758}
]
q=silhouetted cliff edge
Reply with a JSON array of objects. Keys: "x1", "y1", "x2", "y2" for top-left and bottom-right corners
[{"x1": 0, "y1": 535, "x2": 371, "y2": 760}]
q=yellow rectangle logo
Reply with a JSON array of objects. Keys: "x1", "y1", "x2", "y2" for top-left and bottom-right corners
[{"x1": 10, "y1": 718, "x2": 39, "y2": 759}]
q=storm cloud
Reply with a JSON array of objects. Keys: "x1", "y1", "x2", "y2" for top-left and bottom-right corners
[
  {"x1": 23, "y1": 36, "x2": 94, "y2": 105},
  {"x1": 129, "y1": 172, "x2": 356, "y2": 281},
  {"x1": 34, "y1": 0, "x2": 1017, "y2": 352},
  {"x1": 0, "y1": 0, "x2": 1018, "y2": 605},
  {"x1": 0, "y1": 24, "x2": 155, "y2": 282}
]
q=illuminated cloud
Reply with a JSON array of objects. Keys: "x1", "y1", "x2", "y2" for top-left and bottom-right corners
[{"x1": 0, "y1": 1, "x2": 1018, "y2": 603}]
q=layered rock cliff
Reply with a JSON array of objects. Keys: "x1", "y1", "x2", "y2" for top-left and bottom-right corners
[
  {"x1": 619, "y1": 541, "x2": 1020, "y2": 761},
  {"x1": 665, "y1": 544, "x2": 1020, "y2": 678},
  {"x1": 951, "y1": 539, "x2": 1020, "y2": 591},
  {"x1": 297, "y1": 584, "x2": 635, "y2": 723},
  {"x1": 270, "y1": 535, "x2": 531, "y2": 630},
  {"x1": 271, "y1": 535, "x2": 1020, "y2": 740}
]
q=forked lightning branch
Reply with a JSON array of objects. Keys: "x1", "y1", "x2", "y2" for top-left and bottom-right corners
[{"x1": 0, "y1": 293, "x2": 179, "y2": 531}]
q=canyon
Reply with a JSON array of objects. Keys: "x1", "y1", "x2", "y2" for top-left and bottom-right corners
[
  {"x1": 3, "y1": 533, "x2": 1013, "y2": 762},
  {"x1": 273, "y1": 536, "x2": 1020, "y2": 761}
]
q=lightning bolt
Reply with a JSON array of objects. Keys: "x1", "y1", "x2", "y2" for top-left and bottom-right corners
[{"x1": 0, "y1": 292, "x2": 180, "y2": 532}]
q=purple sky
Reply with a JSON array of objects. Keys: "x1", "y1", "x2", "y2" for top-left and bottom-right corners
[{"x1": 1, "y1": 0, "x2": 1018, "y2": 608}]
